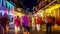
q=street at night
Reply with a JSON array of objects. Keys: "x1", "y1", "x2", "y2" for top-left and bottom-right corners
[{"x1": 0, "y1": 0, "x2": 60, "y2": 34}]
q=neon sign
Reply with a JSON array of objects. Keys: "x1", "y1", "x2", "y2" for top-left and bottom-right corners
[
  {"x1": 0, "y1": 0, "x2": 14, "y2": 10},
  {"x1": 6, "y1": 1, "x2": 14, "y2": 10}
]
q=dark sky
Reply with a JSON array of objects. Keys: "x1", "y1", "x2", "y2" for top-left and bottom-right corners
[
  {"x1": 23, "y1": 0, "x2": 37, "y2": 11},
  {"x1": 7, "y1": 0, "x2": 38, "y2": 12}
]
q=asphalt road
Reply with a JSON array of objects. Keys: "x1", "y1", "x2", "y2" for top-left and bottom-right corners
[
  {"x1": 0, "y1": 24, "x2": 60, "y2": 34},
  {"x1": 0, "y1": 30, "x2": 60, "y2": 34}
]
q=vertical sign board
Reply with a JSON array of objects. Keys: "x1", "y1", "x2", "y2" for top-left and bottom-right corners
[
  {"x1": 3, "y1": 0, "x2": 6, "y2": 7},
  {"x1": 0, "y1": 0, "x2": 2, "y2": 6}
]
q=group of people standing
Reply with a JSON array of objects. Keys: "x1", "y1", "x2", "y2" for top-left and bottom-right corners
[
  {"x1": 0, "y1": 13, "x2": 56, "y2": 34},
  {"x1": 45, "y1": 16, "x2": 55, "y2": 33},
  {"x1": 14, "y1": 14, "x2": 56, "y2": 34},
  {"x1": 14, "y1": 14, "x2": 43, "y2": 34}
]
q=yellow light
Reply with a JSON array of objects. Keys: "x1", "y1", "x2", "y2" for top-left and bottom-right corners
[
  {"x1": 50, "y1": 4, "x2": 60, "y2": 10},
  {"x1": 15, "y1": 26, "x2": 20, "y2": 31},
  {"x1": 45, "y1": 9, "x2": 51, "y2": 13},
  {"x1": 32, "y1": 17, "x2": 35, "y2": 23},
  {"x1": 17, "y1": 8, "x2": 22, "y2": 12},
  {"x1": 55, "y1": 4, "x2": 59, "y2": 9},
  {"x1": 49, "y1": 6, "x2": 55, "y2": 10},
  {"x1": 10, "y1": 10, "x2": 23, "y2": 17},
  {"x1": 45, "y1": 4, "x2": 60, "y2": 14}
]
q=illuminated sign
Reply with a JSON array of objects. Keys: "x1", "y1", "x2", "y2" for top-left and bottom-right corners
[
  {"x1": 0, "y1": 0, "x2": 14, "y2": 10},
  {"x1": 6, "y1": 1, "x2": 14, "y2": 10},
  {"x1": 0, "y1": 0, "x2": 6, "y2": 7}
]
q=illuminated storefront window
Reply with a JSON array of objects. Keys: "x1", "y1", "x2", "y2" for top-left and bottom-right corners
[{"x1": 37, "y1": 3, "x2": 60, "y2": 19}]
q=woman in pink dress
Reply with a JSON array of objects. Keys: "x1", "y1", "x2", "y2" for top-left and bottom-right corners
[{"x1": 14, "y1": 16, "x2": 20, "y2": 34}]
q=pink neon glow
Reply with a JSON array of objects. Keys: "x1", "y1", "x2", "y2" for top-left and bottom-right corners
[{"x1": 5, "y1": 9, "x2": 8, "y2": 14}]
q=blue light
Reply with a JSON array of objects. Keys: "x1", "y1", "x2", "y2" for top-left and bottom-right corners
[
  {"x1": 11, "y1": 5, "x2": 14, "y2": 10},
  {"x1": 10, "y1": 4, "x2": 14, "y2": 10},
  {"x1": 0, "y1": 0, "x2": 14, "y2": 10},
  {"x1": 3, "y1": 0, "x2": 6, "y2": 7},
  {"x1": 0, "y1": 0, "x2": 2, "y2": 6},
  {"x1": 0, "y1": 10, "x2": 4, "y2": 16},
  {"x1": 10, "y1": 4, "x2": 12, "y2": 10},
  {"x1": 6, "y1": 1, "x2": 10, "y2": 9},
  {"x1": 6, "y1": 1, "x2": 14, "y2": 10}
]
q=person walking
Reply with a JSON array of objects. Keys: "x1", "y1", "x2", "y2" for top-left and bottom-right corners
[
  {"x1": 22, "y1": 15, "x2": 30, "y2": 34},
  {"x1": 36, "y1": 16, "x2": 42, "y2": 31},
  {"x1": 32, "y1": 16, "x2": 36, "y2": 31},
  {"x1": 45, "y1": 16, "x2": 52, "y2": 33},
  {"x1": 0, "y1": 13, "x2": 3, "y2": 34},
  {"x1": 14, "y1": 16, "x2": 20, "y2": 34},
  {"x1": 0, "y1": 14, "x2": 9, "y2": 34},
  {"x1": 28, "y1": 15, "x2": 32, "y2": 31}
]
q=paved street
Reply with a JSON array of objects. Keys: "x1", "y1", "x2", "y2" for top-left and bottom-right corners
[
  {"x1": 0, "y1": 28, "x2": 60, "y2": 34},
  {"x1": 0, "y1": 31, "x2": 60, "y2": 34},
  {"x1": 0, "y1": 24, "x2": 60, "y2": 34},
  {"x1": 8, "y1": 30, "x2": 60, "y2": 34}
]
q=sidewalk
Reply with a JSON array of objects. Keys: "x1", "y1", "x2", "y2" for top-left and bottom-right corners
[
  {"x1": 30, "y1": 31, "x2": 60, "y2": 34},
  {"x1": 41, "y1": 24, "x2": 60, "y2": 31}
]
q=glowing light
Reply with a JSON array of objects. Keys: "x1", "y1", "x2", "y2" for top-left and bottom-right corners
[
  {"x1": 3, "y1": 0, "x2": 6, "y2": 6},
  {"x1": 49, "y1": 4, "x2": 60, "y2": 11},
  {"x1": 45, "y1": 9, "x2": 52, "y2": 13},
  {"x1": 9, "y1": 12, "x2": 13, "y2": 15},
  {"x1": 15, "y1": 26, "x2": 20, "y2": 31},
  {"x1": 44, "y1": 4, "x2": 60, "y2": 15},
  {"x1": 0, "y1": 10, "x2": 4, "y2": 16},
  {"x1": 17, "y1": 8, "x2": 22, "y2": 11},
  {"x1": 5, "y1": 9, "x2": 8, "y2": 14},
  {"x1": 10, "y1": 10, "x2": 23, "y2": 17},
  {"x1": 49, "y1": 6, "x2": 55, "y2": 10},
  {"x1": 0, "y1": 0, "x2": 2, "y2": 6},
  {"x1": 0, "y1": 0, "x2": 6, "y2": 6},
  {"x1": 6, "y1": 1, "x2": 14, "y2": 10}
]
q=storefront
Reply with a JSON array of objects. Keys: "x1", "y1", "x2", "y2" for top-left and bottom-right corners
[
  {"x1": 37, "y1": 3, "x2": 60, "y2": 18},
  {"x1": 35, "y1": 3, "x2": 60, "y2": 31}
]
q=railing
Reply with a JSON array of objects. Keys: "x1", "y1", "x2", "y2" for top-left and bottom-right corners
[
  {"x1": 41, "y1": 0, "x2": 56, "y2": 10},
  {"x1": 35, "y1": 0, "x2": 57, "y2": 11}
]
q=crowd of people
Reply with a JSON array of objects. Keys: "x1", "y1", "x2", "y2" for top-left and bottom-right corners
[{"x1": 0, "y1": 13, "x2": 60, "y2": 34}]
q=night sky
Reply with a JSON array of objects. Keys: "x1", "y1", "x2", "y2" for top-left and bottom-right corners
[
  {"x1": 7, "y1": 0, "x2": 38, "y2": 12},
  {"x1": 23, "y1": 0, "x2": 37, "y2": 11}
]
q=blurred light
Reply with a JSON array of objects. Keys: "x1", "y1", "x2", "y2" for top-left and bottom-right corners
[
  {"x1": 4, "y1": 0, "x2": 6, "y2": 7},
  {"x1": 9, "y1": 12, "x2": 13, "y2": 15},
  {"x1": 54, "y1": 24, "x2": 58, "y2": 28},
  {"x1": 49, "y1": 4, "x2": 60, "y2": 11},
  {"x1": 44, "y1": 4, "x2": 60, "y2": 15},
  {"x1": 5, "y1": 9, "x2": 8, "y2": 14},
  {"x1": 15, "y1": 26, "x2": 20, "y2": 31},
  {"x1": 45, "y1": 0, "x2": 47, "y2": 1},
  {"x1": 10, "y1": 10, "x2": 23, "y2": 17},
  {"x1": 45, "y1": 9, "x2": 51, "y2": 13},
  {"x1": 17, "y1": 13, "x2": 22, "y2": 17},
  {"x1": 6, "y1": 1, "x2": 14, "y2": 10},
  {"x1": 17, "y1": 8, "x2": 22, "y2": 11},
  {"x1": 0, "y1": 0, "x2": 2, "y2": 6},
  {"x1": 0, "y1": 10, "x2": 5, "y2": 16}
]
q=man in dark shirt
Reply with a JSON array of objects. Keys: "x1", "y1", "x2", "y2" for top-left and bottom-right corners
[
  {"x1": 0, "y1": 14, "x2": 9, "y2": 34},
  {"x1": 46, "y1": 16, "x2": 52, "y2": 33}
]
